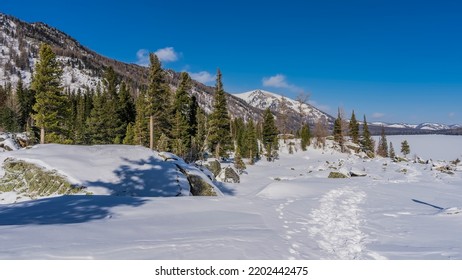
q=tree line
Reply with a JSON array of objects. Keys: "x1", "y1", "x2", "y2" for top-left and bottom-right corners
[{"x1": 1, "y1": 43, "x2": 411, "y2": 162}]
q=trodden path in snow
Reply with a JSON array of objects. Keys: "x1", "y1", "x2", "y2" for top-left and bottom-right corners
[{"x1": 307, "y1": 186, "x2": 385, "y2": 260}]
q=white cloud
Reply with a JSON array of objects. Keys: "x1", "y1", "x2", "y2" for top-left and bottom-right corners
[
  {"x1": 136, "y1": 47, "x2": 180, "y2": 66},
  {"x1": 262, "y1": 74, "x2": 303, "y2": 93},
  {"x1": 189, "y1": 71, "x2": 215, "y2": 84},
  {"x1": 372, "y1": 112, "x2": 386, "y2": 119},
  {"x1": 154, "y1": 47, "x2": 179, "y2": 63},
  {"x1": 136, "y1": 49, "x2": 150, "y2": 66}
]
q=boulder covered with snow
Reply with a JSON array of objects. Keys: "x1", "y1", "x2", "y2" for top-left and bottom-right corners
[
  {"x1": 205, "y1": 160, "x2": 221, "y2": 177},
  {"x1": 350, "y1": 167, "x2": 367, "y2": 177},
  {"x1": 217, "y1": 166, "x2": 240, "y2": 183}
]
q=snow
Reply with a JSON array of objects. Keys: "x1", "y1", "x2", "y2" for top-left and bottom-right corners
[
  {"x1": 375, "y1": 135, "x2": 462, "y2": 161},
  {"x1": 0, "y1": 136, "x2": 462, "y2": 259}
]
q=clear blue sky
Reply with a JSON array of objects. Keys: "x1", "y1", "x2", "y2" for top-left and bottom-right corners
[{"x1": 2, "y1": 0, "x2": 462, "y2": 124}]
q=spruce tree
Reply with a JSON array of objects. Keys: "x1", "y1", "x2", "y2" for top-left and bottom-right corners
[
  {"x1": 361, "y1": 115, "x2": 374, "y2": 155},
  {"x1": 300, "y1": 123, "x2": 311, "y2": 151},
  {"x1": 146, "y1": 53, "x2": 170, "y2": 150},
  {"x1": 389, "y1": 141, "x2": 396, "y2": 158},
  {"x1": 349, "y1": 110, "x2": 360, "y2": 144},
  {"x1": 123, "y1": 123, "x2": 135, "y2": 145},
  {"x1": 234, "y1": 146, "x2": 246, "y2": 174},
  {"x1": 171, "y1": 72, "x2": 192, "y2": 157},
  {"x1": 207, "y1": 69, "x2": 232, "y2": 158},
  {"x1": 134, "y1": 90, "x2": 149, "y2": 147},
  {"x1": 333, "y1": 108, "x2": 344, "y2": 149},
  {"x1": 262, "y1": 108, "x2": 279, "y2": 161},
  {"x1": 192, "y1": 107, "x2": 208, "y2": 161},
  {"x1": 16, "y1": 77, "x2": 35, "y2": 130},
  {"x1": 401, "y1": 140, "x2": 410, "y2": 157},
  {"x1": 117, "y1": 81, "x2": 135, "y2": 140},
  {"x1": 245, "y1": 118, "x2": 258, "y2": 163},
  {"x1": 376, "y1": 126, "x2": 389, "y2": 157},
  {"x1": 86, "y1": 86, "x2": 107, "y2": 144},
  {"x1": 32, "y1": 43, "x2": 69, "y2": 144}
]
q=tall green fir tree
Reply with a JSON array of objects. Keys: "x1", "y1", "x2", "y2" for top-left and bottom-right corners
[
  {"x1": 389, "y1": 141, "x2": 396, "y2": 158},
  {"x1": 133, "y1": 90, "x2": 149, "y2": 147},
  {"x1": 207, "y1": 69, "x2": 232, "y2": 158},
  {"x1": 171, "y1": 72, "x2": 192, "y2": 157},
  {"x1": 16, "y1": 77, "x2": 35, "y2": 130},
  {"x1": 361, "y1": 115, "x2": 374, "y2": 156},
  {"x1": 146, "y1": 53, "x2": 171, "y2": 150},
  {"x1": 349, "y1": 110, "x2": 360, "y2": 144},
  {"x1": 262, "y1": 108, "x2": 279, "y2": 161},
  {"x1": 376, "y1": 126, "x2": 389, "y2": 157},
  {"x1": 32, "y1": 43, "x2": 70, "y2": 144},
  {"x1": 333, "y1": 108, "x2": 345, "y2": 149},
  {"x1": 300, "y1": 123, "x2": 311, "y2": 151},
  {"x1": 245, "y1": 118, "x2": 259, "y2": 163},
  {"x1": 117, "y1": 81, "x2": 135, "y2": 140}
]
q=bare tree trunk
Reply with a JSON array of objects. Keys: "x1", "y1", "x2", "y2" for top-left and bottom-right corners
[
  {"x1": 40, "y1": 127, "x2": 45, "y2": 144},
  {"x1": 149, "y1": 115, "x2": 154, "y2": 150}
]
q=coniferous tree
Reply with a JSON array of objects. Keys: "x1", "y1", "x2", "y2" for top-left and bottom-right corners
[
  {"x1": 262, "y1": 108, "x2": 279, "y2": 161},
  {"x1": 16, "y1": 77, "x2": 35, "y2": 130},
  {"x1": 117, "y1": 81, "x2": 135, "y2": 139},
  {"x1": 146, "y1": 53, "x2": 170, "y2": 149},
  {"x1": 207, "y1": 69, "x2": 232, "y2": 158},
  {"x1": 333, "y1": 108, "x2": 345, "y2": 150},
  {"x1": 86, "y1": 86, "x2": 107, "y2": 144},
  {"x1": 171, "y1": 72, "x2": 192, "y2": 157},
  {"x1": 234, "y1": 146, "x2": 246, "y2": 174},
  {"x1": 361, "y1": 115, "x2": 374, "y2": 155},
  {"x1": 133, "y1": 90, "x2": 149, "y2": 146},
  {"x1": 349, "y1": 110, "x2": 360, "y2": 144},
  {"x1": 389, "y1": 141, "x2": 396, "y2": 158},
  {"x1": 191, "y1": 106, "x2": 208, "y2": 161},
  {"x1": 300, "y1": 123, "x2": 311, "y2": 151},
  {"x1": 401, "y1": 140, "x2": 410, "y2": 157},
  {"x1": 245, "y1": 118, "x2": 258, "y2": 163},
  {"x1": 123, "y1": 123, "x2": 135, "y2": 145},
  {"x1": 376, "y1": 126, "x2": 389, "y2": 157},
  {"x1": 32, "y1": 43, "x2": 69, "y2": 144}
]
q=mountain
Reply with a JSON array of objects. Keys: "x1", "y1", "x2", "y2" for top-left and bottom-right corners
[
  {"x1": 234, "y1": 89, "x2": 335, "y2": 128},
  {"x1": 0, "y1": 13, "x2": 261, "y2": 121}
]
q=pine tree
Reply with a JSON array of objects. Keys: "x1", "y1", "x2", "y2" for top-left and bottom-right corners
[
  {"x1": 86, "y1": 86, "x2": 107, "y2": 144},
  {"x1": 262, "y1": 108, "x2": 279, "y2": 161},
  {"x1": 389, "y1": 142, "x2": 396, "y2": 158},
  {"x1": 32, "y1": 43, "x2": 69, "y2": 144},
  {"x1": 401, "y1": 140, "x2": 410, "y2": 157},
  {"x1": 117, "y1": 81, "x2": 135, "y2": 140},
  {"x1": 376, "y1": 126, "x2": 389, "y2": 157},
  {"x1": 207, "y1": 69, "x2": 232, "y2": 158},
  {"x1": 16, "y1": 77, "x2": 35, "y2": 130},
  {"x1": 234, "y1": 146, "x2": 246, "y2": 174},
  {"x1": 146, "y1": 53, "x2": 170, "y2": 149},
  {"x1": 349, "y1": 110, "x2": 360, "y2": 144},
  {"x1": 134, "y1": 90, "x2": 149, "y2": 147},
  {"x1": 123, "y1": 123, "x2": 135, "y2": 145},
  {"x1": 171, "y1": 72, "x2": 192, "y2": 157},
  {"x1": 191, "y1": 107, "x2": 208, "y2": 161},
  {"x1": 361, "y1": 115, "x2": 374, "y2": 155},
  {"x1": 245, "y1": 118, "x2": 258, "y2": 163},
  {"x1": 333, "y1": 108, "x2": 344, "y2": 150},
  {"x1": 300, "y1": 123, "x2": 311, "y2": 151},
  {"x1": 157, "y1": 133, "x2": 170, "y2": 152}
]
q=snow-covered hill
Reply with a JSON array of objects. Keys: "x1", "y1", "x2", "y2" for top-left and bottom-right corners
[
  {"x1": 234, "y1": 89, "x2": 335, "y2": 126},
  {"x1": 371, "y1": 122, "x2": 462, "y2": 131}
]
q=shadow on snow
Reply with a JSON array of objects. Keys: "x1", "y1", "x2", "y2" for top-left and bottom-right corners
[{"x1": 0, "y1": 195, "x2": 147, "y2": 225}]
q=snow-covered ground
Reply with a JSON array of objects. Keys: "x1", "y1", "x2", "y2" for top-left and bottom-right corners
[{"x1": 0, "y1": 136, "x2": 462, "y2": 259}]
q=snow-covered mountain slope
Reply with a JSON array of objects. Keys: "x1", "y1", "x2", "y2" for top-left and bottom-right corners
[
  {"x1": 0, "y1": 135, "x2": 461, "y2": 259},
  {"x1": 371, "y1": 122, "x2": 462, "y2": 131},
  {"x1": 234, "y1": 89, "x2": 335, "y2": 126},
  {"x1": 0, "y1": 13, "x2": 262, "y2": 122}
]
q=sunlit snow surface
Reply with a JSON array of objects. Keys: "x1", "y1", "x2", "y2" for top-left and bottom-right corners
[{"x1": 0, "y1": 136, "x2": 462, "y2": 260}]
